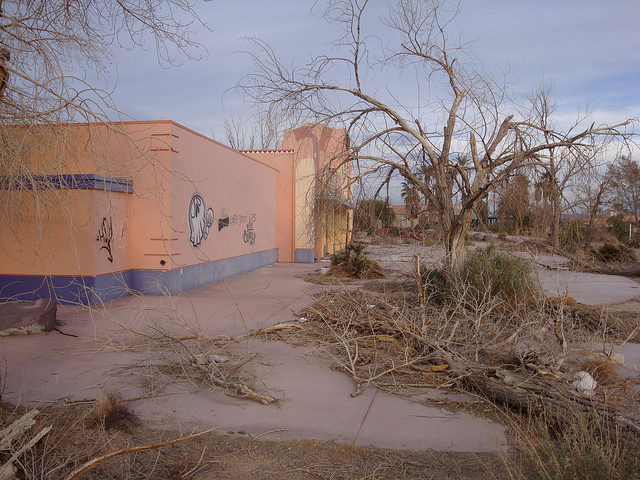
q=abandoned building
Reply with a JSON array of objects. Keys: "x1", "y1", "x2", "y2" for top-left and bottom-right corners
[{"x1": 0, "y1": 121, "x2": 352, "y2": 305}]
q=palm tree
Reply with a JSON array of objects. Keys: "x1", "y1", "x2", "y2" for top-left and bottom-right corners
[{"x1": 401, "y1": 181, "x2": 421, "y2": 228}]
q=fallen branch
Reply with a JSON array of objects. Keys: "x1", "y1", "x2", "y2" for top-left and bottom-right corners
[
  {"x1": 62, "y1": 428, "x2": 216, "y2": 480},
  {"x1": 0, "y1": 410, "x2": 40, "y2": 451},
  {"x1": 446, "y1": 358, "x2": 640, "y2": 448},
  {"x1": 0, "y1": 424, "x2": 51, "y2": 480}
]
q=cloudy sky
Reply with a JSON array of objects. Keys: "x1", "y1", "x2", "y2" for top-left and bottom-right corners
[{"x1": 109, "y1": 0, "x2": 639, "y2": 145}]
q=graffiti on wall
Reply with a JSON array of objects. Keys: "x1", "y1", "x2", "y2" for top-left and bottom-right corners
[
  {"x1": 218, "y1": 215, "x2": 229, "y2": 231},
  {"x1": 242, "y1": 220, "x2": 256, "y2": 245},
  {"x1": 230, "y1": 212, "x2": 256, "y2": 226},
  {"x1": 96, "y1": 216, "x2": 114, "y2": 262},
  {"x1": 188, "y1": 194, "x2": 214, "y2": 246},
  {"x1": 187, "y1": 194, "x2": 258, "y2": 248}
]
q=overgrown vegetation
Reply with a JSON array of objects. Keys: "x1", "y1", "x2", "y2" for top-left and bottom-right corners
[
  {"x1": 592, "y1": 243, "x2": 636, "y2": 263},
  {"x1": 422, "y1": 246, "x2": 539, "y2": 311},
  {"x1": 330, "y1": 243, "x2": 384, "y2": 279},
  {"x1": 353, "y1": 199, "x2": 395, "y2": 234},
  {"x1": 608, "y1": 215, "x2": 632, "y2": 243},
  {"x1": 280, "y1": 246, "x2": 640, "y2": 478},
  {"x1": 506, "y1": 410, "x2": 637, "y2": 480}
]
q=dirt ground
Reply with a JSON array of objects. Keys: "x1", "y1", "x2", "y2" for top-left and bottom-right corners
[
  {"x1": 0, "y1": 401, "x2": 507, "y2": 480},
  {"x1": 3, "y1": 237, "x2": 640, "y2": 479}
]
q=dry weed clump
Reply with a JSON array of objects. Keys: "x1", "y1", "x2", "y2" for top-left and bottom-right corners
[
  {"x1": 89, "y1": 390, "x2": 139, "y2": 432},
  {"x1": 113, "y1": 329, "x2": 277, "y2": 405},
  {"x1": 579, "y1": 358, "x2": 618, "y2": 385},
  {"x1": 329, "y1": 243, "x2": 385, "y2": 279},
  {"x1": 503, "y1": 409, "x2": 638, "y2": 480},
  {"x1": 420, "y1": 246, "x2": 541, "y2": 313}
]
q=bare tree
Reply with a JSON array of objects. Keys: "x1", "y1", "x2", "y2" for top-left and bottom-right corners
[
  {"x1": 607, "y1": 155, "x2": 640, "y2": 224},
  {"x1": 222, "y1": 107, "x2": 283, "y2": 150},
  {"x1": 497, "y1": 172, "x2": 530, "y2": 235},
  {"x1": 0, "y1": 0, "x2": 207, "y2": 229},
  {"x1": 527, "y1": 84, "x2": 614, "y2": 248},
  {"x1": 0, "y1": 1, "x2": 205, "y2": 123},
  {"x1": 240, "y1": 0, "x2": 633, "y2": 270},
  {"x1": 571, "y1": 150, "x2": 611, "y2": 245}
]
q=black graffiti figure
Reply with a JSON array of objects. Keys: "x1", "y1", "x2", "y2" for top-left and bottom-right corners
[
  {"x1": 218, "y1": 215, "x2": 230, "y2": 231},
  {"x1": 189, "y1": 194, "x2": 214, "y2": 246},
  {"x1": 243, "y1": 221, "x2": 256, "y2": 246},
  {"x1": 96, "y1": 216, "x2": 114, "y2": 262}
]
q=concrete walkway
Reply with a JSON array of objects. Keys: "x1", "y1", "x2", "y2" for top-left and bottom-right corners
[{"x1": 0, "y1": 263, "x2": 505, "y2": 452}]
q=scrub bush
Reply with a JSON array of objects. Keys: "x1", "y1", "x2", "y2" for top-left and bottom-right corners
[
  {"x1": 422, "y1": 246, "x2": 539, "y2": 311},
  {"x1": 560, "y1": 219, "x2": 586, "y2": 253},
  {"x1": 507, "y1": 411, "x2": 637, "y2": 480},
  {"x1": 592, "y1": 243, "x2": 635, "y2": 263},
  {"x1": 330, "y1": 243, "x2": 384, "y2": 279}
]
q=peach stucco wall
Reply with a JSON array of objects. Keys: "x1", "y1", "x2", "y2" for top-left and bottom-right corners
[
  {"x1": 0, "y1": 119, "x2": 352, "y2": 303},
  {"x1": 282, "y1": 124, "x2": 352, "y2": 258},
  {"x1": 0, "y1": 121, "x2": 279, "y2": 282},
  {"x1": 167, "y1": 123, "x2": 278, "y2": 269},
  {"x1": 242, "y1": 151, "x2": 295, "y2": 263},
  {"x1": 0, "y1": 189, "x2": 96, "y2": 276}
]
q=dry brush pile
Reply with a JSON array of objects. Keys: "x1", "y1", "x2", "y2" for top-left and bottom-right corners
[{"x1": 270, "y1": 247, "x2": 640, "y2": 476}]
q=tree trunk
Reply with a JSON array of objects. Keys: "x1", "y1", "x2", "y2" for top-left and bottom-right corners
[
  {"x1": 550, "y1": 189, "x2": 561, "y2": 249},
  {"x1": 586, "y1": 188, "x2": 604, "y2": 248},
  {"x1": 446, "y1": 360, "x2": 640, "y2": 450},
  {"x1": 444, "y1": 210, "x2": 473, "y2": 272}
]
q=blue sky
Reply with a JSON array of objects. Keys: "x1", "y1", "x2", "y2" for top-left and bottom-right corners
[{"x1": 110, "y1": 0, "x2": 639, "y2": 145}]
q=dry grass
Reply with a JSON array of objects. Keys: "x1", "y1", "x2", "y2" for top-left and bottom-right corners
[
  {"x1": 89, "y1": 390, "x2": 140, "y2": 432},
  {"x1": 0, "y1": 401, "x2": 509, "y2": 479},
  {"x1": 295, "y1": 272, "x2": 359, "y2": 285},
  {"x1": 579, "y1": 358, "x2": 618, "y2": 385},
  {"x1": 502, "y1": 409, "x2": 638, "y2": 480}
]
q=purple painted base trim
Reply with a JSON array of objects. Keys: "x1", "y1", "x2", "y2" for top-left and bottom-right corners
[
  {"x1": 0, "y1": 249, "x2": 278, "y2": 305},
  {"x1": 294, "y1": 248, "x2": 314, "y2": 263}
]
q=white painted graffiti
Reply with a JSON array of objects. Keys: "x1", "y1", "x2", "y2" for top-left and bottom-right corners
[{"x1": 188, "y1": 194, "x2": 214, "y2": 247}]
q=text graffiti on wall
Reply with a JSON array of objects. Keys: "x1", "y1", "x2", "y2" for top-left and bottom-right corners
[
  {"x1": 96, "y1": 216, "x2": 114, "y2": 262},
  {"x1": 230, "y1": 213, "x2": 256, "y2": 226},
  {"x1": 243, "y1": 220, "x2": 256, "y2": 245},
  {"x1": 188, "y1": 194, "x2": 214, "y2": 247}
]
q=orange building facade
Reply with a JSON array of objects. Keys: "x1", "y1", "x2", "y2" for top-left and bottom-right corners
[{"x1": 0, "y1": 121, "x2": 352, "y2": 304}]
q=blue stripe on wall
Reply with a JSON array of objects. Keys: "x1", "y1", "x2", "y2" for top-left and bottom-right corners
[
  {"x1": 0, "y1": 174, "x2": 134, "y2": 193},
  {"x1": 0, "y1": 249, "x2": 278, "y2": 305},
  {"x1": 294, "y1": 248, "x2": 314, "y2": 263}
]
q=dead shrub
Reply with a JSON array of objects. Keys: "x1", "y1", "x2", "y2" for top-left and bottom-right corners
[
  {"x1": 579, "y1": 358, "x2": 617, "y2": 385},
  {"x1": 504, "y1": 409, "x2": 637, "y2": 480},
  {"x1": 592, "y1": 243, "x2": 636, "y2": 263},
  {"x1": 560, "y1": 219, "x2": 586, "y2": 254},
  {"x1": 89, "y1": 391, "x2": 139, "y2": 431},
  {"x1": 330, "y1": 243, "x2": 384, "y2": 279}
]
